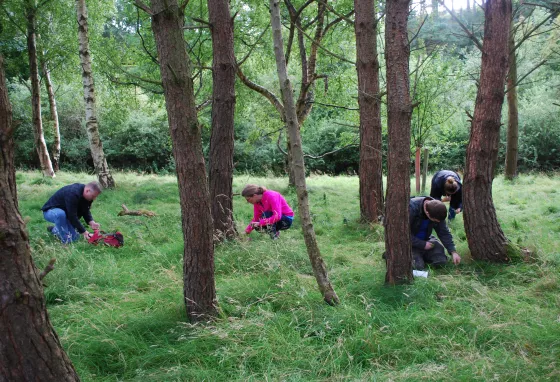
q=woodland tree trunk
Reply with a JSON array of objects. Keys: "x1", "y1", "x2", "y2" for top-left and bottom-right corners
[
  {"x1": 269, "y1": 0, "x2": 339, "y2": 305},
  {"x1": 25, "y1": 0, "x2": 55, "y2": 178},
  {"x1": 148, "y1": 0, "x2": 217, "y2": 321},
  {"x1": 0, "y1": 55, "x2": 80, "y2": 382},
  {"x1": 42, "y1": 61, "x2": 61, "y2": 172},
  {"x1": 76, "y1": 0, "x2": 115, "y2": 189},
  {"x1": 414, "y1": 146, "x2": 421, "y2": 194},
  {"x1": 505, "y1": 22, "x2": 518, "y2": 180},
  {"x1": 464, "y1": 0, "x2": 511, "y2": 262},
  {"x1": 355, "y1": 0, "x2": 384, "y2": 223},
  {"x1": 384, "y1": 0, "x2": 413, "y2": 285},
  {"x1": 208, "y1": 0, "x2": 237, "y2": 241}
]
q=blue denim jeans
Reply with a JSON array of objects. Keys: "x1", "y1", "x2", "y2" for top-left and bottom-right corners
[
  {"x1": 43, "y1": 208, "x2": 81, "y2": 243},
  {"x1": 257, "y1": 211, "x2": 293, "y2": 238},
  {"x1": 448, "y1": 207, "x2": 456, "y2": 220}
]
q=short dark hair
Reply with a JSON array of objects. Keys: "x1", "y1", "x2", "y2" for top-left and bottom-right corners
[{"x1": 425, "y1": 200, "x2": 447, "y2": 221}]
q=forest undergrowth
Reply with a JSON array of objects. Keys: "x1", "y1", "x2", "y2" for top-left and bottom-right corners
[{"x1": 18, "y1": 171, "x2": 560, "y2": 381}]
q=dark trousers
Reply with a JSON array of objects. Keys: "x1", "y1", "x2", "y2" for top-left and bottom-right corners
[
  {"x1": 256, "y1": 211, "x2": 293, "y2": 237},
  {"x1": 412, "y1": 236, "x2": 448, "y2": 270}
]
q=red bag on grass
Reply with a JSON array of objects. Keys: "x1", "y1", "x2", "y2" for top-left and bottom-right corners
[{"x1": 88, "y1": 230, "x2": 124, "y2": 247}]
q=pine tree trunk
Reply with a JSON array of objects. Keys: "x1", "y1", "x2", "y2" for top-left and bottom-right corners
[
  {"x1": 355, "y1": 0, "x2": 384, "y2": 223},
  {"x1": 414, "y1": 146, "x2": 421, "y2": 194},
  {"x1": 208, "y1": 0, "x2": 237, "y2": 241},
  {"x1": 269, "y1": 0, "x2": 338, "y2": 305},
  {"x1": 422, "y1": 148, "x2": 429, "y2": 193},
  {"x1": 76, "y1": 0, "x2": 114, "y2": 189},
  {"x1": 149, "y1": 0, "x2": 217, "y2": 321},
  {"x1": 0, "y1": 55, "x2": 80, "y2": 382},
  {"x1": 464, "y1": 0, "x2": 511, "y2": 262},
  {"x1": 505, "y1": 23, "x2": 518, "y2": 180},
  {"x1": 384, "y1": 0, "x2": 413, "y2": 285},
  {"x1": 42, "y1": 61, "x2": 61, "y2": 172},
  {"x1": 25, "y1": 0, "x2": 55, "y2": 178}
]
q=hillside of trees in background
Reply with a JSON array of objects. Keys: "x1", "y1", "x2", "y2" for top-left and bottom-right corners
[{"x1": 2, "y1": 0, "x2": 559, "y2": 175}]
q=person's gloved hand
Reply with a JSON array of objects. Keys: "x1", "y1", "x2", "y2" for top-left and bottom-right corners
[{"x1": 89, "y1": 221, "x2": 100, "y2": 230}]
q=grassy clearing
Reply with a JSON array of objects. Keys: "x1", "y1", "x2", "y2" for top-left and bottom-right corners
[{"x1": 18, "y1": 171, "x2": 560, "y2": 381}]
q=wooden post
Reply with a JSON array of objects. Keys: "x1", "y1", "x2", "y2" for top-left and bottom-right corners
[{"x1": 422, "y1": 148, "x2": 429, "y2": 193}]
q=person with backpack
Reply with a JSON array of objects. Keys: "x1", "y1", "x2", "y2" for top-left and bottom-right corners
[
  {"x1": 430, "y1": 170, "x2": 463, "y2": 220},
  {"x1": 409, "y1": 197, "x2": 461, "y2": 270},
  {"x1": 242, "y1": 184, "x2": 294, "y2": 240},
  {"x1": 42, "y1": 181, "x2": 102, "y2": 244}
]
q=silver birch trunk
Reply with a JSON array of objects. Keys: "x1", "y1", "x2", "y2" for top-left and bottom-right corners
[
  {"x1": 25, "y1": 0, "x2": 55, "y2": 177},
  {"x1": 76, "y1": 0, "x2": 114, "y2": 188},
  {"x1": 42, "y1": 61, "x2": 61, "y2": 172},
  {"x1": 269, "y1": 0, "x2": 339, "y2": 305}
]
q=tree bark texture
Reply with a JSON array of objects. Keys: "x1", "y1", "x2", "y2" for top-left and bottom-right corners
[
  {"x1": 0, "y1": 55, "x2": 80, "y2": 382},
  {"x1": 269, "y1": 0, "x2": 339, "y2": 305},
  {"x1": 505, "y1": 22, "x2": 518, "y2": 180},
  {"x1": 464, "y1": 0, "x2": 511, "y2": 262},
  {"x1": 422, "y1": 148, "x2": 429, "y2": 193},
  {"x1": 76, "y1": 0, "x2": 115, "y2": 189},
  {"x1": 414, "y1": 146, "x2": 421, "y2": 194},
  {"x1": 149, "y1": 0, "x2": 217, "y2": 320},
  {"x1": 25, "y1": 0, "x2": 55, "y2": 178},
  {"x1": 384, "y1": 0, "x2": 413, "y2": 285},
  {"x1": 207, "y1": 0, "x2": 237, "y2": 241},
  {"x1": 42, "y1": 61, "x2": 61, "y2": 172},
  {"x1": 354, "y1": 0, "x2": 384, "y2": 223}
]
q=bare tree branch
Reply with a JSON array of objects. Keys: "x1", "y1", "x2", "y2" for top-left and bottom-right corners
[
  {"x1": 38, "y1": 258, "x2": 56, "y2": 281},
  {"x1": 196, "y1": 98, "x2": 212, "y2": 112},
  {"x1": 137, "y1": 8, "x2": 158, "y2": 65},
  {"x1": 439, "y1": 0, "x2": 483, "y2": 51},
  {"x1": 291, "y1": 19, "x2": 355, "y2": 64},
  {"x1": 192, "y1": 17, "x2": 211, "y2": 27},
  {"x1": 237, "y1": 26, "x2": 270, "y2": 67},
  {"x1": 408, "y1": 15, "x2": 428, "y2": 46},
  {"x1": 505, "y1": 59, "x2": 547, "y2": 92},
  {"x1": 513, "y1": 12, "x2": 556, "y2": 52},
  {"x1": 236, "y1": 65, "x2": 285, "y2": 118},
  {"x1": 133, "y1": 0, "x2": 153, "y2": 16},
  {"x1": 310, "y1": 101, "x2": 358, "y2": 111}
]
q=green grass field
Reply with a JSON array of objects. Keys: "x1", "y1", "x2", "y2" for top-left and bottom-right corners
[{"x1": 18, "y1": 171, "x2": 560, "y2": 381}]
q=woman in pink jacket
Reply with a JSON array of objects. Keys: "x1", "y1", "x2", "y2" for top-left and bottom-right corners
[{"x1": 242, "y1": 184, "x2": 294, "y2": 240}]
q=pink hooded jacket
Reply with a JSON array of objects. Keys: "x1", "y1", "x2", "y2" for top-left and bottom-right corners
[{"x1": 245, "y1": 190, "x2": 294, "y2": 234}]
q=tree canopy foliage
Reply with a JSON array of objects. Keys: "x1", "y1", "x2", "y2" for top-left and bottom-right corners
[{"x1": 1, "y1": 0, "x2": 559, "y2": 174}]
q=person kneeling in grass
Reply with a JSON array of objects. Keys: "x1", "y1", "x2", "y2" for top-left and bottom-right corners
[
  {"x1": 41, "y1": 181, "x2": 102, "y2": 244},
  {"x1": 410, "y1": 197, "x2": 461, "y2": 270},
  {"x1": 242, "y1": 184, "x2": 294, "y2": 240}
]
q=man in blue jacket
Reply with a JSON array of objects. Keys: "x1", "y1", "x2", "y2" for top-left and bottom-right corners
[
  {"x1": 410, "y1": 196, "x2": 461, "y2": 270},
  {"x1": 42, "y1": 182, "x2": 102, "y2": 244}
]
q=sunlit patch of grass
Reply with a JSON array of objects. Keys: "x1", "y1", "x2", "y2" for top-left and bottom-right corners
[{"x1": 16, "y1": 171, "x2": 560, "y2": 381}]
